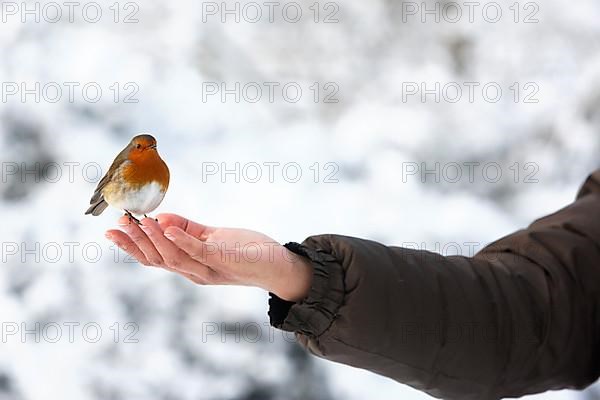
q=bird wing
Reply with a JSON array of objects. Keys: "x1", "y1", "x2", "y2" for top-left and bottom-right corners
[
  {"x1": 89, "y1": 170, "x2": 112, "y2": 204},
  {"x1": 88, "y1": 147, "x2": 129, "y2": 205}
]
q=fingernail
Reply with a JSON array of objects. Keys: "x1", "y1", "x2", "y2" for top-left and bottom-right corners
[
  {"x1": 105, "y1": 232, "x2": 113, "y2": 240},
  {"x1": 164, "y1": 232, "x2": 175, "y2": 241}
]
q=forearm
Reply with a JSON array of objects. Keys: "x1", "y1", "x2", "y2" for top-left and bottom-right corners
[
  {"x1": 270, "y1": 236, "x2": 598, "y2": 399},
  {"x1": 269, "y1": 171, "x2": 600, "y2": 399},
  {"x1": 271, "y1": 237, "x2": 513, "y2": 399}
]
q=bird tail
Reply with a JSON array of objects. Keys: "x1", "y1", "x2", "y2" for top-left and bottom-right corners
[{"x1": 85, "y1": 198, "x2": 109, "y2": 216}]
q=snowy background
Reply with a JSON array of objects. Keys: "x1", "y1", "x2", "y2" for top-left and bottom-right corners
[{"x1": 1, "y1": 0, "x2": 600, "y2": 399}]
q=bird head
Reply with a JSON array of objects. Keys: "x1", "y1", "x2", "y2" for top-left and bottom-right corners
[{"x1": 128, "y1": 134, "x2": 158, "y2": 159}]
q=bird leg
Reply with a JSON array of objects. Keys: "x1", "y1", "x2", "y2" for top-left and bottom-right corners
[
  {"x1": 143, "y1": 214, "x2": 159, "y2": 222},
  {"x1": 124, "y1": 210, "x2": 140, "y2": 224}
]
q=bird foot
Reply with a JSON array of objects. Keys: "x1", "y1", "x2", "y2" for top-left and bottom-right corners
[
  {"x1": 124, "y1": 211, "x2": 140, "y2": 225},
  {"x1": 143, "y1": 214, "x2": 159, "y2": 222}
]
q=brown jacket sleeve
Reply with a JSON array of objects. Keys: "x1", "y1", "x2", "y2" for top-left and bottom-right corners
[{"x1": 269, "y1": 170, "x2": 600, "y2": 399}]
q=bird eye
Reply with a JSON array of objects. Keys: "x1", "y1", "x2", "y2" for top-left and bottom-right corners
[{"x1": 136, "y1": 144, "x2": 141, "y2": 149}]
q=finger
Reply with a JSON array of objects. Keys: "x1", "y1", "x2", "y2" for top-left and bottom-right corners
[
  {"x1": 140, "y1": 218, "x2": 217, "y2": 281},
  {"x1": 163, "y1": 225, "x2": 215, "y2": 265},
  {"x1": 165, "y1": 226, "x2": 208, "y2": 264},
  {"x1": 105, "y1": 229, "x2": 151, "y2": 266},
  {"x1": 155, "y1": 213, "x2": 214, "y2": 240},
  {"x1": 110, "y1": 221, "x2": 218, "y2": 285},
  {"x1": 108, "y1": 230, "x2": 210, "y2": 287},
  {"x1": 117, "y1": 216, "x2": 164, "y2": 266},
  {"x1": 107, "y1": 230, "x2": 204, "y2": 284}
]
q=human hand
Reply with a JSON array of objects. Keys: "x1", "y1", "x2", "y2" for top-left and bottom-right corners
[{"x1": 105, "y1": 214, "x2": 313, "y2": 302}]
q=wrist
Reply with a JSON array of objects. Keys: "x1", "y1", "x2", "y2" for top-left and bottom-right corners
[{"x1": 268, "y1": 246, "x2": 313, "y2": 302}]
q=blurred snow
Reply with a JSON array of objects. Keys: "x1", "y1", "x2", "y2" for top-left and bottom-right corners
[{"x1": 0, "y1": 0, "x2": 599, "y2": 399}]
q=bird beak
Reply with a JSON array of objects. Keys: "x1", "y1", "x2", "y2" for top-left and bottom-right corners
[{"x1": 148, "y1": 144, "x2": 157, "y2": 150}]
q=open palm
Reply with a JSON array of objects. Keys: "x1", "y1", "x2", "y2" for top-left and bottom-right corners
[{"x1": 106, "y1": 213, "x2": 312, "y2": 301}]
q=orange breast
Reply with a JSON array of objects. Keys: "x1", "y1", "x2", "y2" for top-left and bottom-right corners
[{"x1": 122, "y1": 150, "x2": 170, "y2": 191}]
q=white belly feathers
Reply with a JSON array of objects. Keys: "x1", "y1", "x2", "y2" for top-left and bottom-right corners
[{"x1": 106, "y1": 181, "x2": 166, "y2": 215}]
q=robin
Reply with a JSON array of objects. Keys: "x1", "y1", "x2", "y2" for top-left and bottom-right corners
[{"x1": 85, "y1": 134, "x2": 170, "y2": 224}]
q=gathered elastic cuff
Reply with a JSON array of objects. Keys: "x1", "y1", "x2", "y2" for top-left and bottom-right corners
[{"x1": 268, "y1": 241, "x2": 345, "y2": 337}]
